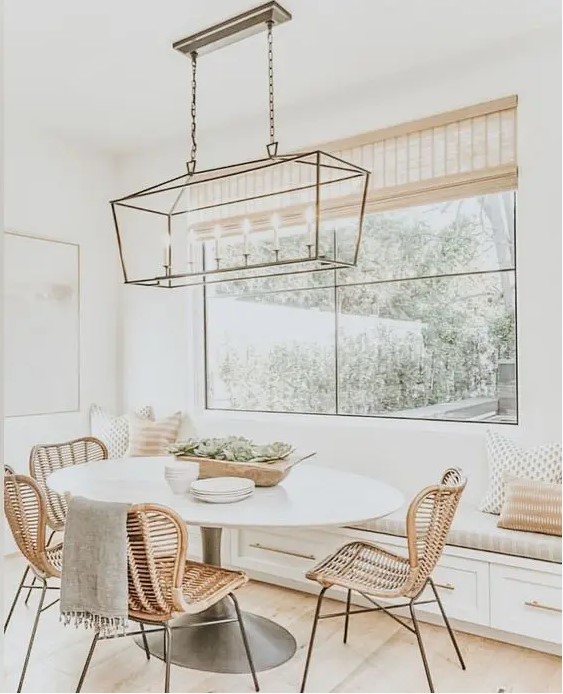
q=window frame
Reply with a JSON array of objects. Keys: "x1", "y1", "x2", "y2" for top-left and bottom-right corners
[{"x1": 201, "y1": 192, "x2": 519, "y2": 425}]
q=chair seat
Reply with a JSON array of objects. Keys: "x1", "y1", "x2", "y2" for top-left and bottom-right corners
[
  {"x1": 178, "y1": 560, "x2": 248, "y2": 613},
  {"x1": 306, "y1": 541, "x2": 411, "y2": 598},
  {"x1": 132, "y1": 558, "x2": 248, "y2": 620}
]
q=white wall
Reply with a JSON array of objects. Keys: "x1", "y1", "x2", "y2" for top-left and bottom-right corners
[
  {"x1": 116, "y1": 29, "x2": 561, "y2": 507},
  {"x1": 3, "y1": 130, "x2": 121, "y2": 471}
]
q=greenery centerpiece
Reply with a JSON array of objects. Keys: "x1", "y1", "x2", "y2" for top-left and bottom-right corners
[{"x1": 169, "y1": 436, "x2": 294, "y2": 464}]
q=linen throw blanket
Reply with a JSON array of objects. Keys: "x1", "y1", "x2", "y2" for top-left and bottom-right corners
[{"x1": 60, "y1": 496, "x2": 130, "y2": 636}]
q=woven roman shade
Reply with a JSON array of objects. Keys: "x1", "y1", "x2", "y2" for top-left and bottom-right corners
[
  {"x1": 323, "y1": 95, "x2": 517, "y2": 214},
  {"x1": 191, "y1": 96, "x2": 517, "y2": 231}
]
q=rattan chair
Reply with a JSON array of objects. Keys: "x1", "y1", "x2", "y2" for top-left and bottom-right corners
[
  {"x1": 4, "y1": 473, "x2": 63, "y2": 693},
  {"x1": 29, "y1": 436, "x2": 108, "y2": 533},
  {"x1": 76, "y1": 503, "x2": 259, "y2": 694},
  {"x1": 300, "y1": 468, "x2": 467, "y2": 693},
  {"x1": 24, "y1": 437, "x2": 108, "y2": 604}
]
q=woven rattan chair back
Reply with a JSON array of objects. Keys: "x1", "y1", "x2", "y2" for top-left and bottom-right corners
[
  {"x1": 126, "y1": 504, "x2": 188, "y2": 623},
  {"x1": 405, "y1": 467, "x2": 466, "y2": 597},
  {"x1": 29, "y1": 437, "x2": 108, "y2": 531},
  {"x1": 4, "y1": 464, "x2": 15, "y2": 475},
  {"x1": 4, "y1": 473, "x2": 60, "y2": 578}
]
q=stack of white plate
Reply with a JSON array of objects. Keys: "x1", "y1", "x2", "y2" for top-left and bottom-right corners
[{"x1": 190, "y1": 476, "x2": 255, "y2": 504}]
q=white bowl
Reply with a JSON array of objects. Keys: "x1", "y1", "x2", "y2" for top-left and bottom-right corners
[
  {"x1": 165, "y1": 477, "x2": 193, "y2": 495},
  {"x1": 164, "y1": 462, "x2": 199, "y2": 494}
]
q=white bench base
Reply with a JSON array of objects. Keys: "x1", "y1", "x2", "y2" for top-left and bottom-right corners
[{"x1": 195, "y1": 525, "x2": 562, "y2": 655}]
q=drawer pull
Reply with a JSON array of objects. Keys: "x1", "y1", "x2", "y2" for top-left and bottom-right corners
[
  {"x1": 524, "y1": 600, "x2": 562, "y2": 613},
  {"x1": 249, "y1": 543, "x2": 316, "y2": 561},
  {"x1": 434, "y1": 582, "x2": 455, "y2": 591}
]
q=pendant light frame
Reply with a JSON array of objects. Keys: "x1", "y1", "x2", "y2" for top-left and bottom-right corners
[{"x1": 111, "y1": 2, "x2": 370, "y2": 289}]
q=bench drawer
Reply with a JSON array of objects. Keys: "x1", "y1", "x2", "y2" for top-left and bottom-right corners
[
  {"x1": 336, "y1": 534, "x2": 490, "y2": 626},
  {"x1": 233, "y1": 528, "x2": 339, "y2": 580},
  {"x1": 419, "y1": 555, "x2": 490, "y2": 625},
  {"x1": 490, "y1": 564, "x2": 562, "y2": 643}
]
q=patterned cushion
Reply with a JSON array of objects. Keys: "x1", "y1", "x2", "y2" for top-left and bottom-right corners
[
  {"x1": 479, "y1": 431, "x2": 562, "y2": 514},
  {"x1": 498, "y1": 477, "x2": 562, "y2": 536},
  {"x1": 90, "y1": 404, "x2": 153, "y2": 458},
  {"x1": 127, "y1": 412, "x2": 182, "y2": 456},
  {"x1": 348, "y1": 504, "x2": 562, "y2": 563}
]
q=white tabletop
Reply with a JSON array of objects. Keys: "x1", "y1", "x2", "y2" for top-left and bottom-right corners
[{"x1": 47, "y1": 456, "x2": 404, "y2": 530}]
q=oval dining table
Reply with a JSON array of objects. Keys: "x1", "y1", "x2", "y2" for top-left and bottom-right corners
[{"x1": 48, "y1": 455, "x2": 404, "y2": 674}]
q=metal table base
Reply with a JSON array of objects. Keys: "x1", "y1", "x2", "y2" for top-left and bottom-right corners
[{"x1": 134, "y1": 527, "x2": 297, "y2": 672}]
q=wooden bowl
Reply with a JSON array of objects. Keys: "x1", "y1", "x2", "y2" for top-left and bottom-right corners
[{"x1": 174, "y1": 451, "x2": 315, "y2": 487}]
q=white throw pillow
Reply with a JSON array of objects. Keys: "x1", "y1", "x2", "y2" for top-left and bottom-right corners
[
  {"x1": 479, "y1": 431, "x2": 562, "y2": 515},
  {"x1": 127, "y1": 412, "x2": 182, "y2": 456},
  {"x1": 90, "y1": 404, "x2": 154, "y2": 458}
]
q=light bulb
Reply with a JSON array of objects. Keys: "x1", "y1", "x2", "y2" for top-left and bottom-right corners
[
  {"x1": 271, "y1": 213, "x2": 281, "y2": 252},
  {"x1": 242, "y1": 218, "x2": 251, "y2": 254}
]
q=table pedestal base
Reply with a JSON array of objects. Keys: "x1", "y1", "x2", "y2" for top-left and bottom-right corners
[
  {"x1": 134, "y1": 608, "x2": 296, "y2": 673},
  {"x1": 133, "y1": 526, "x2": 296, "y2": 672}
]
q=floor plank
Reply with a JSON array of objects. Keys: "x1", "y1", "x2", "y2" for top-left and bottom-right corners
[{"x1": 3, "y1": 555, "x2": 561, "y2": 693}]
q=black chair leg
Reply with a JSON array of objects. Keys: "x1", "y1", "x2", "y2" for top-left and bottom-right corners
[
  {"x1": 140, "y1": 623, "x2": 151, "y2": 660},
  {"x1": 17, "y1": 580, "x2": 47, "y2": 692},
  {"x1": 300, "y1": 586, "x2": 328, "y2": 693},
  {"x1": 4, "y1": 565, "x2": 29, "y2": 632},
  {"x1": 76, "y1": 632, "x2": 99, "y2": 693},
  {"x1": 229, "y1": 593, "x2": 259, "y2": 692},
  {"x1": 409, "y1": 601, "x2": 434, "y2": 693},
  {"x1": 429, "y1": 579, "x2": 466, "y2": 670},
  {"x1": 343, "y1": 589, "x2": 352, "y2": 644},
  {"x1": 163, "y1": 623, "x2": 172, "y2": 693},
  {"x1": 23, "y1": 577, "x2": 37, "y2": 607}
]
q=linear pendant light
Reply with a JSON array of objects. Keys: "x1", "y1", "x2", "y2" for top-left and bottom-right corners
[{"x1": 110, "y1": 1, "x2": 370, "y2": 289}]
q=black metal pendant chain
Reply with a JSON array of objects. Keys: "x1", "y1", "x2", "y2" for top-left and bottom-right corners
[
  {"x1": 266, "y1": 21, "x2": 278, "y2": 158},
  {"x1": 188, "y1": 51, "x2": 197, "y2": 174}
]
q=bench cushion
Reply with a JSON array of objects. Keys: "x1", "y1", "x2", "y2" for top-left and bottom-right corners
[{"x1": 349, "y1": 505, "x2": 562, "y2": 564}]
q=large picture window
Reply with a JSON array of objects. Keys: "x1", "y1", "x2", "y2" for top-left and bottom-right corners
[{"x1": 204, "y1": 191, "x2": 517, "y2": 423}]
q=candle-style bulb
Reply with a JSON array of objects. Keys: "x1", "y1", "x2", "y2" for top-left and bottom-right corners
[
  {"x1": 187, "y1": 229, "x2": 195, "y2": 268},
  {"x1": 242, "y1": 218, "x2": 251, "y2": 255},
  {"x1": 271, "y1": 213, "x2": 281, "y2": 252},
  {"x1": 214, "y1": 225, "x2": 222, "y2": 263}
]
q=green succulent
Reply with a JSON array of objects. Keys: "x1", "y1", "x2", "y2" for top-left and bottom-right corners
[{"x1": 168, "y1": 436, "x2": 294, "y2": 463}]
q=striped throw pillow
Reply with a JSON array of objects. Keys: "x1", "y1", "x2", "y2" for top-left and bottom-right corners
[
  {"x1": 498, "y1": 477, "x2": 562, "y2": 536},
  {"x1": 480, "y1": 431, "x2": 562, "y2": 514},
  {"x1": 90, "y1": 404, "x2": 154, "y2": 458},
  {"x1": 127, "y1": 412, "x2": 182, "y2": 456}
]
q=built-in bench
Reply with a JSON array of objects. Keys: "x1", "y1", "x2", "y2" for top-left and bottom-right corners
[
  {"x1": 348, "y1": 504, "x2": 562, "y2": 564},
  {"x1": 224, "y1": 504, "x2": 562, "y2": 654}
]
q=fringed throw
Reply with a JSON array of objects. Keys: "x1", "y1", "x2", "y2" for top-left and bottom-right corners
[
  {"x1": 60, "y1": 611, "x2": 128, "y2": 638},
  {"x1": 60, "y1": 496, "x2": 131, "y2": 637}
]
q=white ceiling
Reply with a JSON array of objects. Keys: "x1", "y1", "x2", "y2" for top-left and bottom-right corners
[{"x1": 4, "y1": 0, "x2": 561, "y2": 154}]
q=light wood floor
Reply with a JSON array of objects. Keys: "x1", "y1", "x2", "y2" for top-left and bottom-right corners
[{"x1": 3, "y1": 555, "x2": 561, "y2": 693}]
